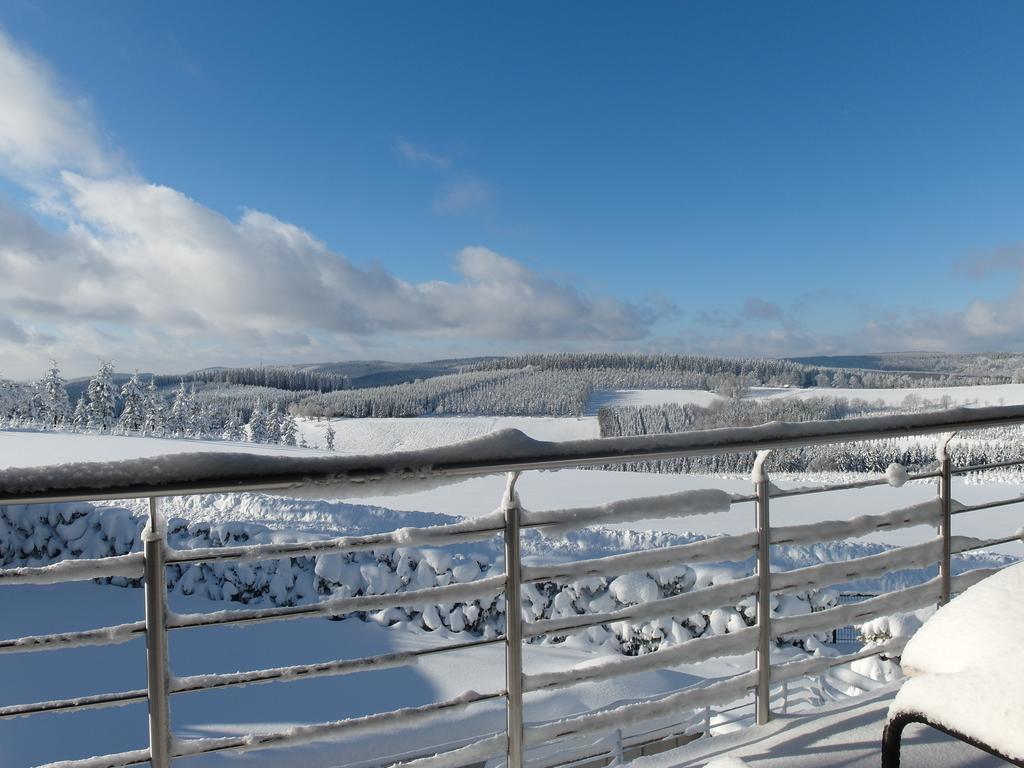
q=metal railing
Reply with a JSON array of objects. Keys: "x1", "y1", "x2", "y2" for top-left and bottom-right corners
[{"x1": 1, "y1": 404, "x2": 1024, "y2": 768}]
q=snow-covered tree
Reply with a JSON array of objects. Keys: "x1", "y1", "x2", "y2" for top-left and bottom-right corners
[
  {"x1": 189, "y1": 390, "x2": 212, "y2": 437},
  {"x1": 247, "y1": 401, "x2": 267, "y2": 443},
  {"x1": 117, "y1": 372, "x2": 146, "y2": 433},
  {"x1": 142, "y1": 378, "x2": 164, "y2": 435},
  {"x1": 324, "y1": 423, "x2": 336, "y2": 451},
  {"x1": 221, "y1": 411, "x2": 244, "y2": 441},
  {"x1": 266, "y1": 404, "x2": 282, "y2": 444},
  {"x1": 86, "y1": 362, "x2": 118, "y2": 431},
  {"x1": 167, "y1": 382, "x2": 192, "y2": 437},
  {"x1": 281, "y1": 413, "x2": 298, "y2": 446},
  {"x1": 71, "y1": 395, "x2": 88, "y2": 431},
  {"x1": 38, "y1": 361, "x2": 71, "y2": 427}
]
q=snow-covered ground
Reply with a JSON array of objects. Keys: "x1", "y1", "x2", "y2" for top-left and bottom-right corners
[
  {"x1": 296, "y1": 415, "x2": 598, "y2": 454},
  {"x1": 587, "y1": 390, "x2": 725, "y2": 413},
  {"x1": 0, "y1": 428, "x2": 320, "y2": 468},
  {"x1": 635, "y1": 683, "x2": 1007, "y2": 767}
]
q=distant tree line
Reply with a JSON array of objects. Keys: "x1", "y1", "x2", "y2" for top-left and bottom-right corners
[
  {"x1": 465, "y1": 352, "x2": 1010, "y2": 389},
  {"x1": 158, "y1": 366, "x2": 349, "y2": 393},
  {"x1": 0, "y1": 363, "x2": 314, "y2": 448}
]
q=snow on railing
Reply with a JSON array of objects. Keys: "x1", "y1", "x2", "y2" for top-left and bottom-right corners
[{"x1": 2, "y1": 405, "x2": 1024, "y2": 768}]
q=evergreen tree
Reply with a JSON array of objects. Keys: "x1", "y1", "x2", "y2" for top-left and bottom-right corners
[
  {"x1": 117, "y1": 372, "x2": 146, "y2": 433},
  {"x1": 221, "y1": 411, "x2": 244, "y2": 441},
  {"x1": 266, "y1": 404, "x2": 282, "y2": 444},
  {"x1": 281, "y1": 413, "x2": 298, "y2": 446},
  {"x1": 72, "y1": 395, "x2": 88, "y2": 430},
  {"x1": 143, "y1": 378, "x2": 165, "y2": 435},
  {"x1": 86, "y1": 362, "x2": 118, "y2": 431},
  {"x1": 167, "y1": 382, "x2": 191, "y2": 437},
  {"x1": 324, "y1": 422, "x2": 336, "y2": 451},
  {"x1": 186, "y1": 386, "x2": 206, "y2": 436},
  {"x1": 38, "y1": 361, "x2": 70, "y2": 427},
  {"x1": 247, "y1": 401, "x2": 267, "y2": 443}
]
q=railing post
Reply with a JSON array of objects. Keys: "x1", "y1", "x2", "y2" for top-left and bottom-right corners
[
  {"x1": 503, "y1": 472, "x2": 524, "y2": 768},
  {"x1": 937, "y1": 433, "x2": 955, "y2": 606},
  {"x1": 752, "y1": 450, "x2": 772, "y2": 726},
  {"x1": 144, "y1": 497, "x2": 172, "y2": 768}
]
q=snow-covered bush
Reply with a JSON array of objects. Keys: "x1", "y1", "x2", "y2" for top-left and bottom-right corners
[{"x1": 2, "y1": 500, "x2": 1011, "y2": 660}]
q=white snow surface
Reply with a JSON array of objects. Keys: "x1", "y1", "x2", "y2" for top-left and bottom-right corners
[
  {"x1": 900, "y1": 560, "x2": 1024, "y2": 676},
  {"x1": 635, "y1": 683, "x2": 1009, "y2": 768},
  {"x1": 298, "y1": 415, "x2": 599, "y2": 453},
  {"x1": 890, "y1": 662, "x2": 1024, "y2": 761}
]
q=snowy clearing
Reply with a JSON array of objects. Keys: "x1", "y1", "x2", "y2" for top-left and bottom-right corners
[
  {"x1": 0, "y1": 429, "x2": 319, "y2": 470},
  {"x1": 752, "y1": 382, "x2": 1024, "y2": 407},
  {"x1": 296, "y1": 415, "x2": 598, "y2": 454},
  {"x1": 587, "y1": 390, "x2": 724, "y2": 413}
]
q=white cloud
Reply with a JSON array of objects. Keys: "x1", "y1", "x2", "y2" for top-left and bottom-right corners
[
  {"x1": 0, "y1": 29, "x2": 663, "y2": 376},
  {"x1": 0, "y1": 27, "x2": 116, "y2": 179},
  {"x1": 395, "y1": 137, "x2": 451, "y2": 170},
  {"x1": 434, "y1": 177, "x2": 492, "y2": 214}
]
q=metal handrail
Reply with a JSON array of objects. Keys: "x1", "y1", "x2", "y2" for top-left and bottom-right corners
[
  {"x1": 1, "y1": 405, "x2": 1022, "y2": 768},
  {"x1": 3, "y1": 404, "x2": 1024, "y2": 505}
]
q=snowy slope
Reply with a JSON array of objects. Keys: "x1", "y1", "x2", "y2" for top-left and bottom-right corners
[
  {"x1": 296, "y1": 415, "x2": 598, "y2": 453},
  {"x1": 0, "y1": 429, "x2": 320, "y2": 470}
]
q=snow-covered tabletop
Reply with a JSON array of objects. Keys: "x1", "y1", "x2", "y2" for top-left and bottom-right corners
[{"x1": 889, "y1": 560, "x2": 1024, "y2": 761}]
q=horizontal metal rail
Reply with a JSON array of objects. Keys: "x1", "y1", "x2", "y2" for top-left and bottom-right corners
[
  {"x1": 0, "y1": 619, "x2": 145, "y2": 654},
  {"x1": 167, "y1": 690, "x2": 505, "y2": 762},
  {"x1": 953, "y1": 495, "x2": 1024, "y2": 515},
  {"x1": 0, "y1": 552, "x2": 145, "y2": 585},
  {"x1": 768, "y1": 470, "x2": 942, "y2": 499},
  {"x1": 4, "y1": 404, "x2": 1024, "y2": 505},
  {"x1": 0, "y1": 637, "x2": 504, "y2": 721},
  {"x1": 169, "y1": 575, "x2": 505, "y2": 631},
  {"x1": 164, "y1": 519, "x2": 507, "y2": 566},
  {"x1": 952, "y1": 458, "x2": 1024, "y2": 475}
]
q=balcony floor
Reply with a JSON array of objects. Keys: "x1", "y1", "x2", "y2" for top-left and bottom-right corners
[{"x1": 636, "y1": 682, "x2": 1007, "y2": 768}]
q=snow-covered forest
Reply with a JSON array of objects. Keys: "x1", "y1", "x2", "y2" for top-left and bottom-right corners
[
  {"x1": 598, "y1": 398, "x2": 1024, "y2": 475},
  {"x1": 295, "y1": 352, "x2": 1017, "y2": 419},
  {"x1": 0, "y1": 362, "x2": 305, "y2": 447}
]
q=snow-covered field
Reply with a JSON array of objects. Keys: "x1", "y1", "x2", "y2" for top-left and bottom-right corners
[
  {"x1": 0, "y1": 428, "x2": 320, "y2": 468},
  {"x1": 587, "y1": 389, "x2": 725, "y2": 413},
  {"x1": 296, "y1": 415, "x2": 598, "y2": 454}
]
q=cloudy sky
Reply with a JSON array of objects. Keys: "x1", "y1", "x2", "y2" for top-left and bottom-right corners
[{"x1": 1, "y1": 2, "x2": 1024, "y2": 378}]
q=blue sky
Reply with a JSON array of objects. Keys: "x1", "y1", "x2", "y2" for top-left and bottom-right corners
[{"x1": 1, "y1": 2, "x2": 1023, "y2": 377}]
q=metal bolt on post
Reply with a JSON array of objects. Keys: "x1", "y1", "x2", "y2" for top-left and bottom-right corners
[
  {"x1": 503, "y1": 472, "x2": 524, "y2": 768},
  {"x1": 753, "y1": 450, "x2": 772, "y2": 726},
  {"x1": 144, "y1": 497, "x2": 172, "y2": 768}
]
